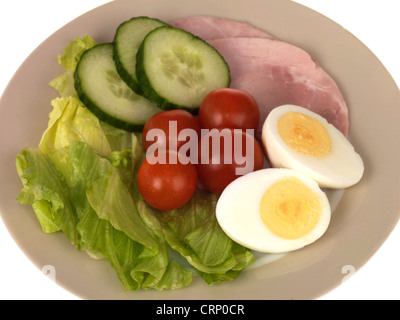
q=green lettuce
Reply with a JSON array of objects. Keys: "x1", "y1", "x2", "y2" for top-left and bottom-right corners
[
  {"x1": 49, "y1": 35, "x2": 96, "y2": 97},
  {"x1": 70, "y1": 141, "x2": 191, "y2": 290},
  {"x1": 16, "y1": 34, "x2": 254, "y2": 292},
  {"x1": 17, "y1": 141, "x2": 192, "y2": 291},
  {"x1": 16, "y1": 148, "x2": 79, "y2": 245},
  {"x1": 155, "y1": 189, "x2": 255, "y2": 285},
  {"x1": 39, "y1": 96, "x2": 113, "y2": 156}
]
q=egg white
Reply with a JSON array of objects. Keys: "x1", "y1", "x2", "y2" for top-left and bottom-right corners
[
  {"x1": 216, "y1": 168, "x2": 331, "y2": 253},
  {"x1": 262, "y1": 105, "x2": 364, "y2": 189}
]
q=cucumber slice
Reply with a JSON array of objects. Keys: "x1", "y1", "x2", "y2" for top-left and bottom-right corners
[
  {"x1": 114, "y1": 17, "x2": 167, "y2": 93},
  {"x1": 136, "y1": 26, "x2": 231, "y2": 112},
  {"x1": 75, "y1": 43, "x2": 163, "y2": 132}
]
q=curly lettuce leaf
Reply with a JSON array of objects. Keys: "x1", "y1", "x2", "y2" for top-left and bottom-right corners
[
  {"x1": 152, "y1": 259, "x2": 192, "y2": 291},
  {"x1": 154, "y1": 189, "x2": 255, "y2": 285},
  {"x1": 49, "y1": 35, "x2": 96, "y2": 97},
  {"x1": 58, "y1": 35, "x2": 97, "y2": 72},
  {"x1": 87, "y1": 169, "x2": 160, "y2": 252},
  {"x1": 86, "y1": 165, "x2": 191, "y2": 290},
  {"x1": 39, "y1": 96, "x2": 113, "y2": 156},
  {"x1": 75, "y1": 141, "x2": 191, "y2": 290},
  {"x1": 67, "y1": 141, "x2": 163, "y2": 290},
  {"x1": 16, "y1": 148, "x2": 81, "y2": 248},
  {"x1": 17, "y1": 140, "x2": 192, "y2": 291},
  {"x1": 58, "y1": 141, "x2": 152, "y2": 290},
  {"x1": 76, "y1": 205, "x2": 145, "y2": 290}
]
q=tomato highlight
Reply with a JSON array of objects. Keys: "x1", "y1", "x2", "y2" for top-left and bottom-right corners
[{"x1": 199, "y1": 88, "x2": 260, "y2": 131}]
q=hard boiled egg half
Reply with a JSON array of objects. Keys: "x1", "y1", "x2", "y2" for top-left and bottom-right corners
[
  {"x1": 262, "y1": 105, "x2": 364, "y2": 189},
  {"x1": 216, "y1": 168, "x2": 331, "y2": 253}
]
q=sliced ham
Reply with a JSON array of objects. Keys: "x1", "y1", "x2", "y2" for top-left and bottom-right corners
[
  {"x1": 170, "y1": 16, "x2": 275, "y2": 41},
  {"x1": 170, "y1": 16, "x2": 349, "y2": 138},
  {"x1": 207, "y1": 37, "x2": 349, "y2": 138}
]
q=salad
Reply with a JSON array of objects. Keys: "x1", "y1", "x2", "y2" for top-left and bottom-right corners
[
  {"x1": 15, "y1": 14, "x2": 364, "y2": 293},
  {"x1": 16, "y1": 19, "x2": 255, "y2": 291}
]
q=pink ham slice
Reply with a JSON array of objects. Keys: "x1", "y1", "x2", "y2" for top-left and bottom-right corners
[
  {"x1": 170, "y1": 16, "x2": 275, "y2": 41},
  {"x1": 207, "y1": 37, "x2": 349, "y2": 138}
]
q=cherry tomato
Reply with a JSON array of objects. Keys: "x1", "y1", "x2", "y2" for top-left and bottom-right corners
[
  {"x1": 137, "y1": 152, "x2": 198, "y2": 211},
  {"x1": 142, "y1": 110, "x2": 201, "y2": 157},
  {"x1": 196, "y1": 128, "x2": 264, "y2": 195},
  {"x1": 199, "y1": 88, "x2": 260, "y2": 131}
]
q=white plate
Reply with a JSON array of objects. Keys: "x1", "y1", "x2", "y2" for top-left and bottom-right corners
[{"x1": 1, "y1": 0, "x2": 400, "y2": 300}]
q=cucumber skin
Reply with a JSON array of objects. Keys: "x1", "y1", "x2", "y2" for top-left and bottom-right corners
[
  {"x1": 113, "y1": 16, "x2": 167, "y2": 95},
  {"x1": 135, "y1": 26, "x2": 231, "y2": 113},
  {"x1": 136, "y1": 42, "x2": 178, "y2": 111},
  {"x1": 74, "y1": 44, "x2": 145, "y2": 132},
  {"x1": 113, "y1": 47, "x2": 143, "y2": 95}
]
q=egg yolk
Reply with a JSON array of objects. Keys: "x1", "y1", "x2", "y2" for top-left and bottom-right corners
[
  {"x1": 278, "y1": 112, "x2": 331, "y2": 158},
  {"x1": 260, "y1": 177, "x2": 322, "y2": 239}
]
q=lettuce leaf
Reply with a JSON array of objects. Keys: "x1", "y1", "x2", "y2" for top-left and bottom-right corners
[
  {"x1": 16, "y1": 148, "x2": 81, "y2": 248},
  {"x1": 58, "y1": 35, "x2": 97, "y2": 72},
  {"x1": 154, "y1": 189, "x2": 255, "y2": 285},
  {"x1": 49, "y1": 35, "x2": 96, "y2": 97},
  {"x1": 76, "y1": 207, "x2": 146, "y2": 290},
  {"x1": 17, "y1": 141, "x2": 192, "y2": 291},
  {"x1": 87, "y1": 169, "x2": 160, "y2": 252},
  {"x1": 55, "y1": 141, "x2": 152, "y2": 290},
  {"x1": 69, "y1": 141, "x2": 188, "y2": 290},
  {"x1": 17, "y1": 141, "x2": 252, "y2": 289},
  {"x1": 39, "y1": 96, "x2": 113, "y2": 157},
  {"x1": 16, "y1": 33, "x2": 252, "y2": 292}
]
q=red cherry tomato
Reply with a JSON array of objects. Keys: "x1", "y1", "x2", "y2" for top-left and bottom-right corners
[
  {"x1": 142, "y1": 110, "x2": 201, "y2": 157},
  {"x1": 196, "y1": 128, "x2": 264, "y2": 195},
  {"x1": 137, "y1": 152, "x2": 198, "y2": 211},
  {"x1": 199, "y1": 88, "x2": 260, "y2": 131}
]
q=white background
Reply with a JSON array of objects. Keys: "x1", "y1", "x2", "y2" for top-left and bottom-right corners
[{"x1": 0, "y1": 0, "x2": 399, "y2": 300}]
